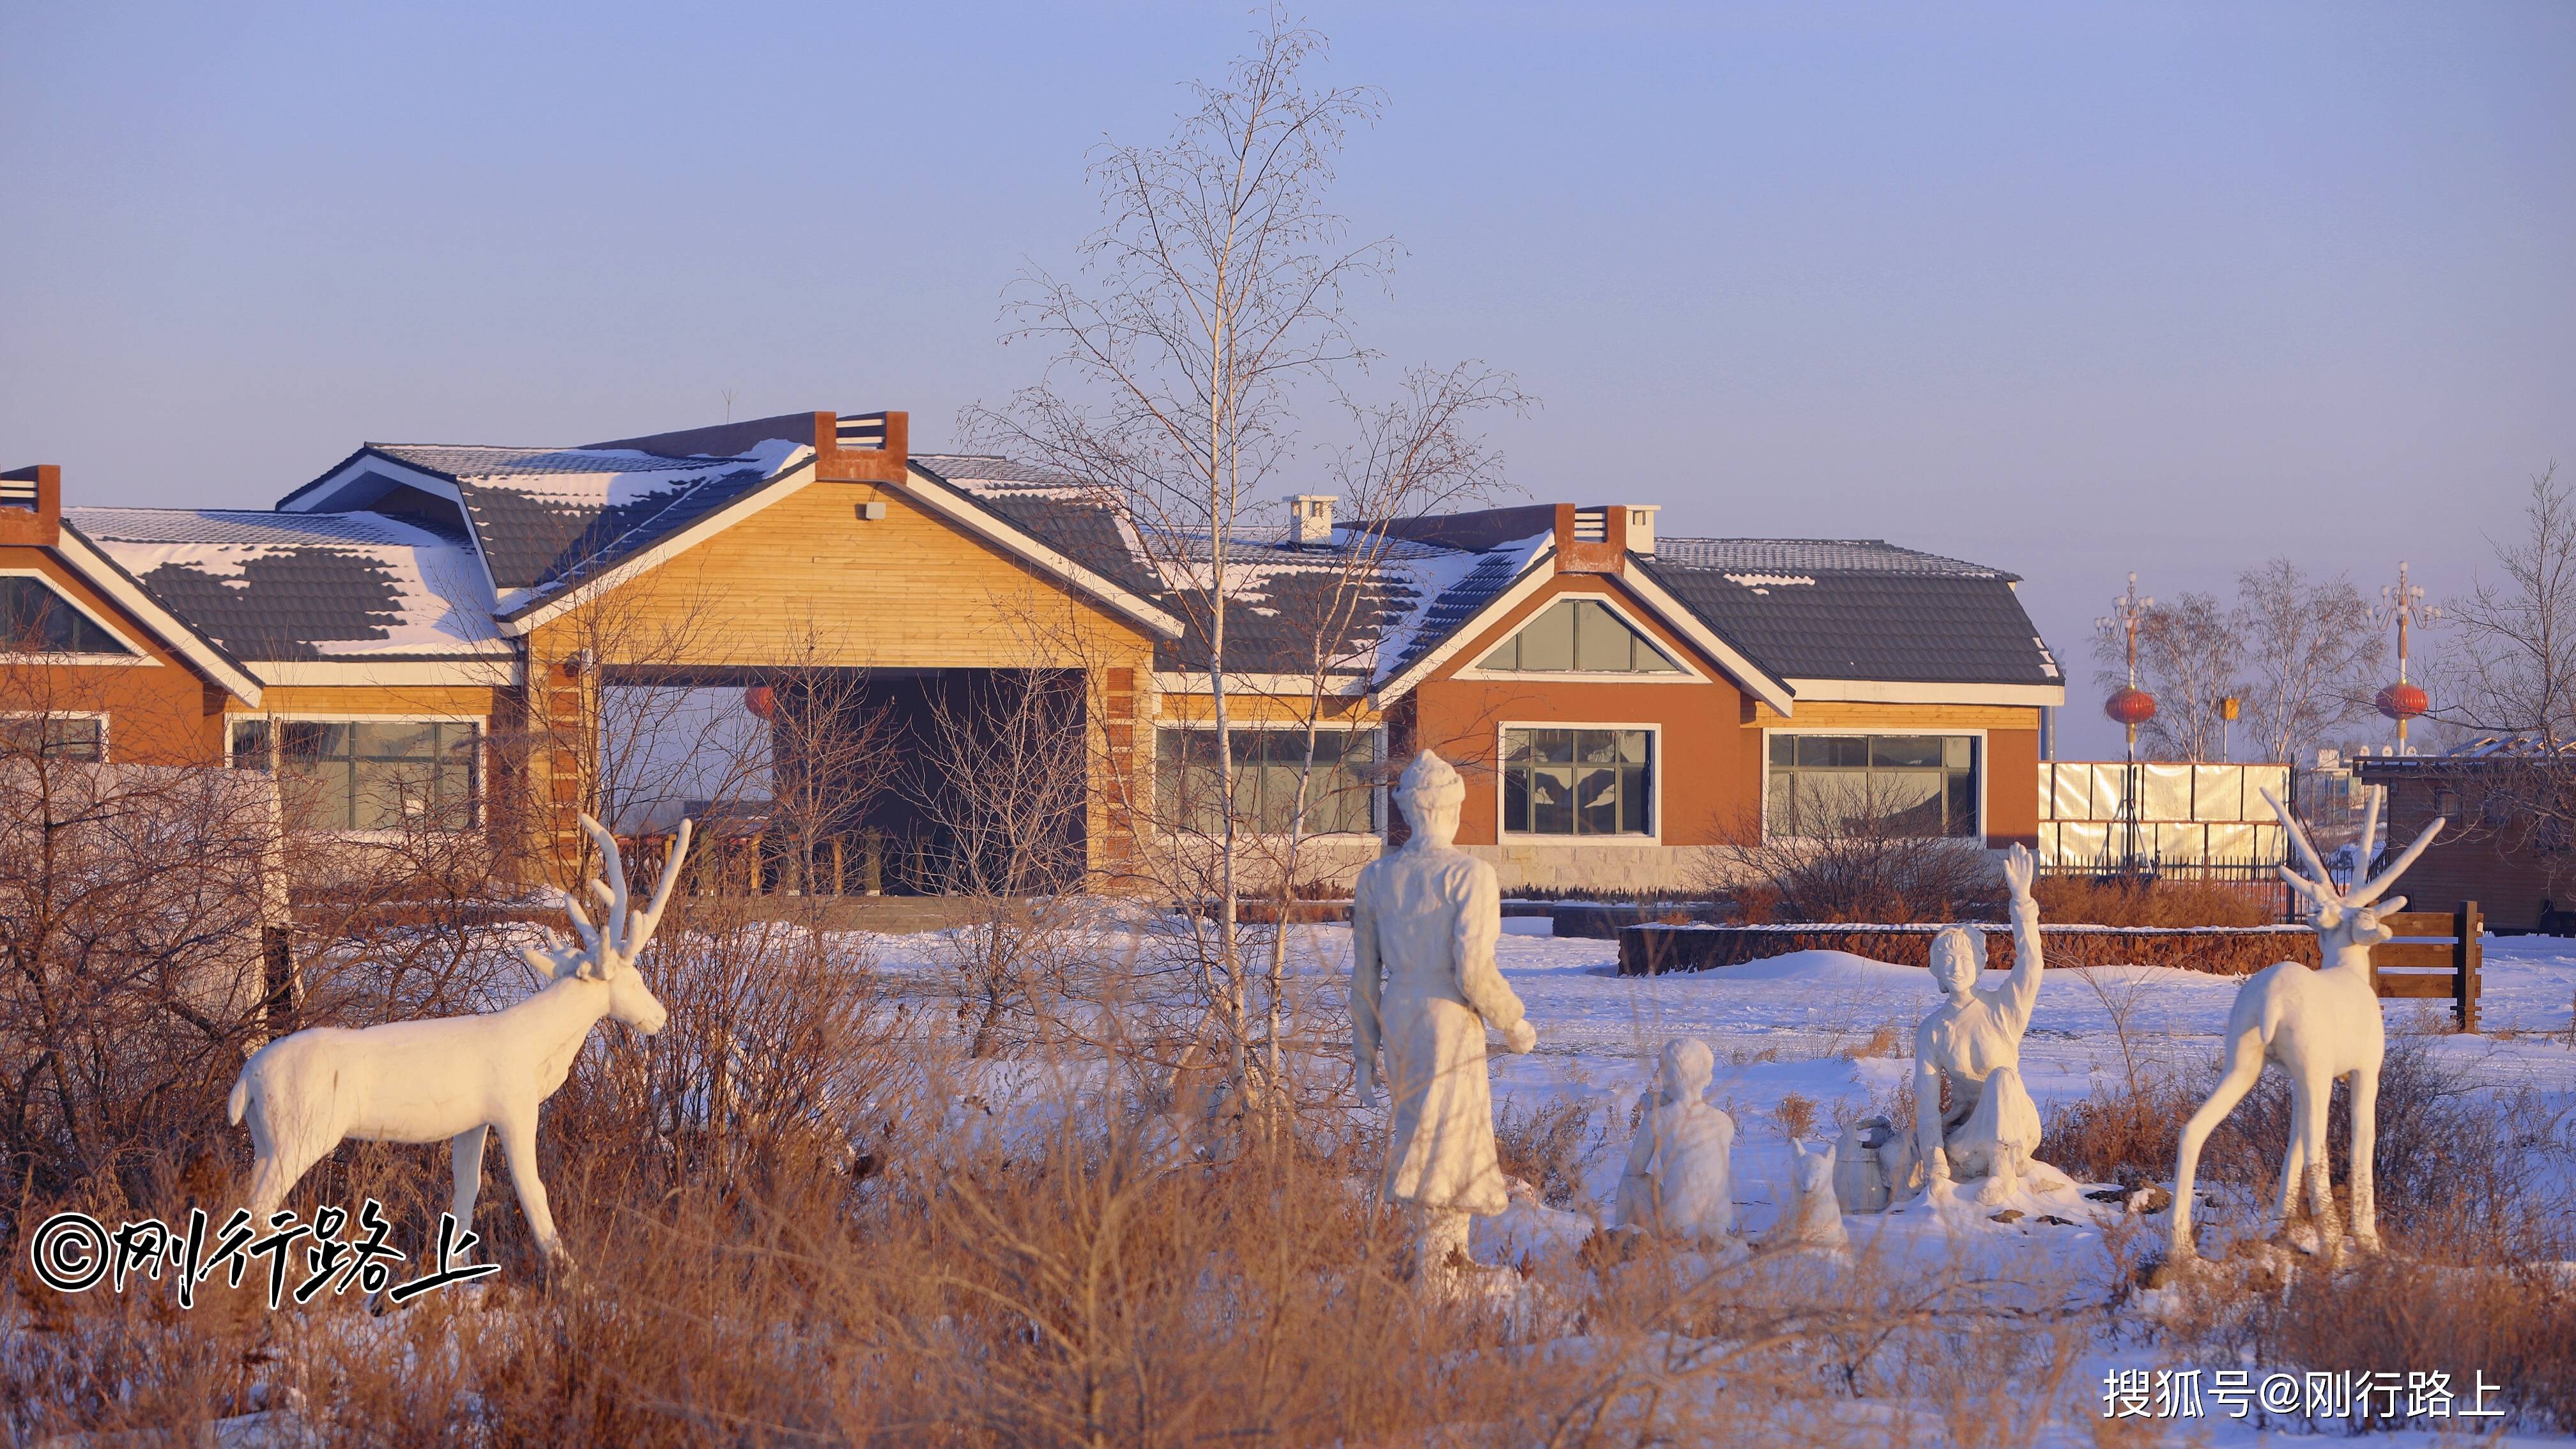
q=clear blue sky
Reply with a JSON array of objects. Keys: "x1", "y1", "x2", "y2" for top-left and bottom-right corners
[{"x1": 4, "y1": 2, "x2": 2569, "y2": 758}]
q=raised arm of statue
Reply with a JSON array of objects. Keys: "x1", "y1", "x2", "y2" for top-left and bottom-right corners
[
  {"x1": 1349, "y1": 880, "x2": 1386, "y2": 1106},
  {"x1": 1997, "y1": 843, "x2": 2044, "y2": 1031},
  {"x1": 1452, "y1": 865, "x2": 1535, "y2": 1054}
]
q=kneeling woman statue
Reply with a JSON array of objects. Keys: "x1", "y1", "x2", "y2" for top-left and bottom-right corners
[
  {"x1": 1911, "y1": 843, "x2": 2066, "y2": 1205},
  {"x1": 1351, "y1": 750, "x2": 1538, "y2": 1294}
]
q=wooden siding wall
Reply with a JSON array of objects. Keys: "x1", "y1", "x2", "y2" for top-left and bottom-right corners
[{"x1": 520, "y1": 478, "x2": 1162, "y2": 883}]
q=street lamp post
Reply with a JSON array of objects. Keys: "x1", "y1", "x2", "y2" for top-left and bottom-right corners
[
  {"x1": 2369, "y1": 562, "x2": 2438, "y2": 755},
  {"x1": 2099, "y1": 573, "x2": 2156, "y2": 873}
]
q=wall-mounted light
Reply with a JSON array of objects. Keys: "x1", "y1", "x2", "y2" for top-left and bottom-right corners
[{"x1": 857, "y1": 502, "x2": 887, "y2": 521}]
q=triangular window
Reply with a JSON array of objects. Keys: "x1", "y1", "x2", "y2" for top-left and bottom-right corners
[
  {"x1": 1476, "y1": 599, "x2": 1679, "y2": 674},
  {"x1": 1, "y1": 576, "x2": 134, "y2": 655}
]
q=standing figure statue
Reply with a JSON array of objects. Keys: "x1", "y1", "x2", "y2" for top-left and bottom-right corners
[
  {"x1": 1614, "y1": 1038, "x2": 1737, "y2": 1245},
  {"x1": 1351, "y1": 750, "x2": 1538, "y2": 1294},
  {"x1": 1912, "y1": 842, "x2": 2062, "y2": 1206}
]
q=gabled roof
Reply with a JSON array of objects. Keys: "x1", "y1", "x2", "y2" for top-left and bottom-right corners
[
  {"x1": 69, "y1": 507, "x2": 509, "y2": 666},
  {"x1": 285, "y1": 440, "x2": 807, "y2": 611},
  {"x1": 38, "y1": 522, "x2": 266, "y2": 704}
]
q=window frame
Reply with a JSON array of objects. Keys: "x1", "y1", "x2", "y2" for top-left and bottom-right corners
[
  {"x1": 227, "y1": 712, "x2": 488, "y2": 838},
  {"x1": 1455, "y1": 591, "x2": 1703, "y2": 684},
  {"x1": 1759, "y1": 727, "x2": 1989, "y2": 844},
  {"x1": 0, "y1": 710, "x2": 109, "y2": 762},
  {"x1": 0, "y1": 570, "x2": 154, "y2": 664},
  {"x1": 1493, "y1": 719, "x2": 1664, "y2": 845},
  {"x1": 1151, "y1": 723, "x2": 1386, "y2": 838}
]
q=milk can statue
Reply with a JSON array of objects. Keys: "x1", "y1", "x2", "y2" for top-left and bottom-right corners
[
  {"x1": 1912, "y1": 843, "x2": 2066, "y2": 1206},
  {"x1": 1350, "y1": 751, "x2": 1538, "y2": 1296}
]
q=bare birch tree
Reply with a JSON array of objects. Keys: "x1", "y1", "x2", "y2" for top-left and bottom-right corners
[
  {"x1": 2232, "y1": 557, "x2": 2382, "y2": 764},
  {"x1": 2091, "y1": 591, "x2": 2243, "y2": 761},
  {"x1": 967, "y1": 12, "x2": 1517, "y2": 1104}
]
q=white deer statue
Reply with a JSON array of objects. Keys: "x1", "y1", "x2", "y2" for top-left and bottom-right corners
[
  {"x1": 2168, "y1": 786, "x2": 2441, "y2": 1264},
  {"x1": 229, "y1": 814, "x2": 693, "y2": 1271}
]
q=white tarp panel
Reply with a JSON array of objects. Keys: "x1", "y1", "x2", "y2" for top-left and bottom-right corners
[
  {"x1": 2244, "y1": 763, "x2": 2290, "y2": 813},
  {"x1": 2050, "y1": 763, "x2": 2089, "y2": 822},
  {"x1": 2251, "y1": 822, "x2": 2286, "y2": 866},
  {"x1": 2035, "y1": 820, "x2": 2062, "y2": 864},
  {"x1": 2142, "y1": 763, "x2": 2195, "y2": 821},
  {"x1": 2089, "y1": 764, "x2": 2128, "y2": 822},
  {"x1": 2192, "y1": 764, "x2": 2243, "y2": 821},
  {"x1": 2205, "y1": 821, "x2": 2255, "y2": 862},
  {"x1": 2057, "y1": 820, "x2": 2111, "y2": 865},
  {"x1": 2157, "y1": 822, "x2": 2207, "y2": 864}
]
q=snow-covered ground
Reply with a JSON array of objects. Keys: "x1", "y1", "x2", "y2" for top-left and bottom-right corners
[{"x1": 871, "y1": 917, "x2": 2576, "y2": 1441}]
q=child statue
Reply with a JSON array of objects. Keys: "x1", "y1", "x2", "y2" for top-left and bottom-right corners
[
  {"x1": 1614, "y1": 1038, "x2": 1738, "y2": 1245},
  {"x1": 1351, "y1": 750, "x2": 1538, "y2": 1293},
  {"x1": 1911, "y1": 843, "x2": 2063, "y2": 1206}
]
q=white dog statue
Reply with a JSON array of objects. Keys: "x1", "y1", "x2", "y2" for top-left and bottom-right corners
[
  {"x1": 1351, "y1": 751, "x2": 1538, "y2": 1295},
  {"x1": 1614, "y1": 1038, "x2": 1738, "y2": 1244},
  {"x1": 2170, "y1": 787, "x2": 2441, "y2": 1264},
  {"x1": 1767, "y1": 1140, "x2": 1848, "y2": 1251},
  {"x1": 229, "y1": 815, "x2": 691, "y2": 1271}
]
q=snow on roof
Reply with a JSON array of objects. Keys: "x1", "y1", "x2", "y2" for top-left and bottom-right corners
[
  {"x1": 69, "y1": 507, "x2": 507, "y2": 662},
  {"x1": 358, "y1": 438, "x2": 806, "y2": 603}
]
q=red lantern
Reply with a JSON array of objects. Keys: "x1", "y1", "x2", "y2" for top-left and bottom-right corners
[
  {"x1": 2104, "y1": 687, "x2": 2157, "y2": 726},
  {"x1": 2375, "y1": 681, "x2": 2428, "y2": 721},
  {"x1": 743, "y1": 685, "x2": 777, "y2": 720}
]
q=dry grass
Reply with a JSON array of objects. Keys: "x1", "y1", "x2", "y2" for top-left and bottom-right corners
[{"x1": 2029, "y1": 877, "x2": 2273, "y2": 928}]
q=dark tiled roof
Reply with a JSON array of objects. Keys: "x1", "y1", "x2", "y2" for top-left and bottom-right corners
[
  {"x1": 1643, "y1": 551, "x2": 2057, "y2": 686},
  {"x1": 362, "y1": 443, "x2": 795, "y2": 602},
  {"x1": 1650, "y1": 537, "x2": 2014, "y2": 579},
  {"x1": 68, "y1": 508, "x2": 505, "y2": 663}
]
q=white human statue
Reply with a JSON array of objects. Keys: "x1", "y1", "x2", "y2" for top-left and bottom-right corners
[
  {"x1": 1912, "y1": 842, "x2": 2060, "y2": 1206},
  {"x1": 1614, "y1": 1038, "x2": 1737, "y2": 1244},
  {"x1": 229, "y1": 815, "x2": 692, "y2": 1271},
  {"x1": 1351, "y1": 749, "x2": 1538, "y2": 1292},
  {"x1": 2170, "y1": 787, "x2": 2442, "y2": 1264},
  {"x1": 1767, "y1": 1140, "x2": 1848, "y2": 1252}
]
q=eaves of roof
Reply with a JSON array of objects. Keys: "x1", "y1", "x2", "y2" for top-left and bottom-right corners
[{"x1": 50, "y1": 520, "x2": 268, "y2": 705}]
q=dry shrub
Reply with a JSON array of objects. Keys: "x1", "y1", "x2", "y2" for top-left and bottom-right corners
[
  {"x1": 1705, "y1": 809, "x2": 2000, "y2": 924},
  {"x1": 2030, "y1": 875, "x2": 2273, "y2": 928},
  {"x1": 1492, "y1": 1095, "x2": 1602, "y2": 1209},
  {"x1": 2039, "y1": 1078, "x2": 2203, "y2": 1190},
  {"x1": 1774, "y1": 1092, "x2": 1817, "y2": 1141}
]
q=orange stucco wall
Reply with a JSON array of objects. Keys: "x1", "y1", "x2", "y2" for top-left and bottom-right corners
[
  {"x1": 1402, "y1": 566, "x2": 2048, "y2": 851},
  {"x1": 1404, "y1": 571, "x2": 1756, "y2": 847},
  {"x1": 1, "y1": 546, "x2": 230, "y2": 763}
]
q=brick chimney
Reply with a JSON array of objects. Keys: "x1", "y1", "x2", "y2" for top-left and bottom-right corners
[
  {"x1": 814, "y1": 410, "x2": 910, "y2": 484},
  {"x1": 0, "y1": 464, "x2": 61, "y2": 547},
  {"x1": 1553, "y1": 504, "x2": 1639, "y2": 574}
]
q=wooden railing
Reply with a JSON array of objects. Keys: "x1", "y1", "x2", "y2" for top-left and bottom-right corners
[{"x1": 2371, "y1": 904, "x2": 2483, "y2": 1031}]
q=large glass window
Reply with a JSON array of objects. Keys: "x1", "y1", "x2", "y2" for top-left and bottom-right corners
[
  {"x1": 1156, "y1": 727, "x2": 1379, "y2": 835},
  {"x1": 1, "y1": 577, "x2": 132, "y2": 655},
  {"x1": 1766, "y1": 734, "x2": 1977, "y2": 839},
  {"x1": 232, "y1": 719, "x2": 480, "y2": 831},
  {"x1": 1476, "y1": 599, "x2": 1678, "y2": 674},
  {"x1": 1501, "y1": 727, "x2": 1653, "y2": 836},
  {"x1": 0, "y1": 715, "x2": 103, "y2": 760}
]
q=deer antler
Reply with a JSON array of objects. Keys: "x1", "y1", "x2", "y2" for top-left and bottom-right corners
[
  {"x1": 2348, "y1": 788, "x2": 2443, "y2": 907},
  {"x1": 2260, "y1": 788, "x2": 2338, "y2": 908}
]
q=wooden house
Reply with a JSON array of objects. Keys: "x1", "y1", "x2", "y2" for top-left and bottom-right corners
[{"x1": 4, "y1": 409, "x2": 2066, "y2": 895}]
